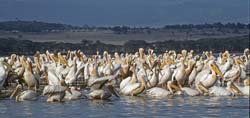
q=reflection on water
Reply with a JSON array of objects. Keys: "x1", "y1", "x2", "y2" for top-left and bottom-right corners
[{"x1": 0, "y1": 96, "x2": 249, "y2": 118}]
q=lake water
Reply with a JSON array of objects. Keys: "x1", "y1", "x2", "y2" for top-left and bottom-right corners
[{"x1": 0, "y1": 95, "x2": 249, "y2": 118}]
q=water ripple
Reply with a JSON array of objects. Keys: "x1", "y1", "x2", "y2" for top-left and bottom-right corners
[{"x1": 0, "y1": 96, "x2": 249, "y2": 118}]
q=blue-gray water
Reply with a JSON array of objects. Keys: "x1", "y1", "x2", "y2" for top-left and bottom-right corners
[{"x1": 0, "y1": 95, "x2": 249, "y2": 118}]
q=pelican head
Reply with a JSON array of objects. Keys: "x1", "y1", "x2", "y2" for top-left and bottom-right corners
[
  {"x1": 235, "y1": 57, "x2": 245, "y2": 66},
  {"x1": 209, "y1": 60, "x2": 223, "y2": 78},
  {"x1": 181, "y1": 50, "x2": 187, "y2": 58},
  {"x1": 139, "y1": 48, "x2": 144, "y2": 57},
  {"x1": 221, "y1": 51, "x2": 230, "y2": 64},
  {"x1": 244, "y1": 79, "x2": 250, "y2": 87},
  {"x1": 244, "y1": 48, "x2": 249, "y2": 57},
  {"x1": 139, "y1": 48, "x2": 144, "y2": 53}
]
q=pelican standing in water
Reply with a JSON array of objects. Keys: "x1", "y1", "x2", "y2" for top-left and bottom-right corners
[
  {"x1": 21, "y1": 57, "x2": 39, "y2": 90},
  {"x1": 224, "y1": 57, "x2": 245, "y2": 84},
  {"x1": 195, "y1": 60, "x2": 225, "y2": 94},
  {"x1": 167, "y1": 57, "x2": 195, "y2": 93},
  {"x1": 120, "y1": 75, "x2": 147, "y2": 96}
]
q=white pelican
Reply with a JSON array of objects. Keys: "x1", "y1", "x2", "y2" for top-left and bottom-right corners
[
  {"x1": 120, "y1": 63, "x2": 138, "y2": 91},
  {"x1": 0, "y1": 61, "x2": 8, "y2": 89},
  {"x1": 89, "y1": 84, "x2": 119, "y2": 99},
  {"x1": 146, "y1": 61, "x2": 160, "y2": 89},
  {"x1": 87, "y1": 62, "x2": 120, "y2": 99},
  {"x1": 43, "y1": 80, "x2": 72, "y2": 102},
  {"x1": 196, "y1": 60, "x2": 224, "y2": 93},
  {"x1": 21, "y1": 57, "x2": 39, "y2": 90},
  {"x1": 181, "y1": 87, "x2": 200, "y2": 96},
  {"x1": 158, "y1": 54, "x2": 175, "y2": 87},
  {"x1": 237, "y1": 79, "x2": 249, "y2": 96},
  {"x1": 146, "y1": 87, "x2": 171, "y2": 97},
  {"x1": 188, "y1": 66, "x2": 197, "y2": 87},
  {"x1": 120, "y1": 75, "x2": 147, "y2": 96},
  {"x1": 219, "y1": 57, "x2": 233, "y2": 75},
  {"x1": 224, "y1": 57, "x2": 245, "y2": 83},
  {"x1": 10, "y1": 84, "x2": 38, "y2": 102},
  {"x1": 64, "y1": 87, "x2": 84, "y2": 100},
  {"x1": 65, "y1": 60, "x2": 85, "y2": 85},
  {"x1": 158, "y1": 64, "x2": 173, "y2": 87},
  {"x1": 168, "y1": 58, "x2": 195, "y2": 93},
  {"x1": 209, "y1": 81, "x2": 242, "y2": 96}
]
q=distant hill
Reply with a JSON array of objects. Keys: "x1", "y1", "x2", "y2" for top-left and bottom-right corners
[
  {"x1": 0, "y1": 20, "x2": 249, "y2": 33},
  {"x1": 0, "y1": 35, "x2": 248, "y2": 55},
  {"x1": 0, "y1": 21, "x2": 80, "y2": 32}
]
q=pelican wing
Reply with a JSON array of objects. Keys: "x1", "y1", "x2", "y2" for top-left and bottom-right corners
[
  {"x1": 120, "y1": 76, "x2": 131, "y2": 90},
  {"x1": 48, "y1": 71, "x2": 61, "y2": 85},
  {"x1": 121, "y1": 83, "x2": 140, "y2": 95},
  {"x1": 64, "y1": 89, "x2": 82, "y2": 100},
  {"x1": 88, "y1": 75, "x2": 114, "y2": 89},
  {"x1": 19, "y1": 90, "x2": 37, "y2": 101},
  {"x1": 0, "y1": 64, "x2": 7, "y2": 89},
  {"x1": 43, "y1": 85, "x2": 66, "y2": 95},
  {"x1": 224, "y1": 69, "x2": 239, "y2": 80}
]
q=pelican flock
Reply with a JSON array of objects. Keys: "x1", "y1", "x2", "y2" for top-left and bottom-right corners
[{"x1": 0, "y1": 48, "x2": 249, "y2": 102}]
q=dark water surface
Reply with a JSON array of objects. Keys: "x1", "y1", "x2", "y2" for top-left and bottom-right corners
[{"x1": 0, "y1": 95, "x2": 249, "y2": 118}]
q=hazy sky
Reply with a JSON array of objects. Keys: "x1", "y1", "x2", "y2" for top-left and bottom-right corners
[{"x1": 0, "y1": 0, "x2": 249, "y2": 26}]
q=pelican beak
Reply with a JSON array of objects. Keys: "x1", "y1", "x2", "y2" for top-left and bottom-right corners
[
  {"x1": 16, "y1": 95, "x2": 20, "y2": 102},
  {"x1": 10, "y1": 85, "x2": 21, "y2": 99},
  {"x1": 169, "y1": 83, "x2": 181, "y2": 91},
  {"x1": 211, "y1": 63, "x2": 223, "y2": 78},
  {"x1": 236, "y1": 58, "x2": 245, "y2": 66},
  {"x1": 2, "y1": 61, "x2": 13, "y2": 71},
  {"x1": 182, "y1": 50, "x2": 187, "y2": 59},
  {"x1": 143, "y1": 63, "x2": 150, "y2": 70},
  {"x1": 229, "y1": 82, "x2": 243, "y2": 94},
  {"x1": 59, "y1": 56, "x2": 68, "y2": 66},
  {"x1": 108, "y1": 84, "x2": 120, "y2": 98},
  {"x1": 221, "y1": 58, "x2": 227, "y2": 64},
  {"x1": 244, "y1": 79, "x2": 250, "y2": 86},
  {"x1": 166, "y1": 58, "x2": 176, "y2": 65}
]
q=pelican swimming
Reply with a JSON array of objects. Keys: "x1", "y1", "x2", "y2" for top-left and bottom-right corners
[
  {"x1": 64, "y1": 87, "x2": 84, "y2": 100},
  {"x1": 21, "y1": 57, "x2": 39, "y2": 90},
  {"x1": 224, "y1": 57, "x2": 244, "y2": 83},
  {"x1": 146, "y1": 87, "x2": 171, "y2": 97},
  {"x1": 209, "y1": 81, "x2": 242, "y2": 96},
  {"x1": 10, "y1": 84, "x2": 38, "y2": 102}
]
